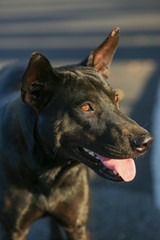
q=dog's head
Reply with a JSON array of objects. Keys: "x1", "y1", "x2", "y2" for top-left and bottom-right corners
[{"x1": 21, "y1": 28, "x2": 153, "y2": 182}]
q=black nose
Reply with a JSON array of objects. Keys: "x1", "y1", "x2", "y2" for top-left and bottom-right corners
[{"x1": 130, "y1": 134, "x2": 153, "y2": 154}]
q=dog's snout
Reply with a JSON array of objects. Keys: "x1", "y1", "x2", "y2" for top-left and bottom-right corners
[{"x1": 130, "y1": 134, "x2": 153, "y2": 154}]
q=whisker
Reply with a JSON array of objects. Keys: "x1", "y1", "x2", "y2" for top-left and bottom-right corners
[
  {"x1": 52, "y1": 146, "x2": 58, "y2": 161},
  {"x1": 143, "y1": 122, "x2": 150, "y2": 128}
]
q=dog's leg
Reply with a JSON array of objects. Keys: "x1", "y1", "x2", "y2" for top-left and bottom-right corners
[
  {"x1": 50, "y1": 166, "x2": 90, "y2": 240},
  {"x1": 65, "y1": 225, "x2": 90, "y2": 240},
  {"x1": 52, "y1": 211, "x2": 90, "y2": 240},
  {"x1": 50, "y1": 218, "x2": 90, "y2": 240},
  {"x1": 65, "y1": 169, "x2": 90, "y2": 240},
  {"x1": 1, "y1": 191, "x2": 43, "y2": 240}
]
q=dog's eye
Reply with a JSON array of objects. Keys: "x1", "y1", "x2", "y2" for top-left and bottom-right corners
[
  {"x1": 81, "y1": 104, "x2": 92, "y2": 111},
  {"x1": 114, "y1": 94, "x2": 119, "y2": 103}
]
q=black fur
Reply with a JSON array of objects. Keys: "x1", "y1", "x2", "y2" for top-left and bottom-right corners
[{"x1": 0, "y1": 28, "x2": 153, "y2": 239}]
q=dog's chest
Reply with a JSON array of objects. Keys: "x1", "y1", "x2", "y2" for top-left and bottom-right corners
[{"x1": 31, "y1": 164, "x2": 88, "y2": 213}]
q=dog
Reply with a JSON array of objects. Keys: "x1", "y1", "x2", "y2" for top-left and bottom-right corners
[{"x1": 0, "y1": 27, "x2": 153, "y2": 240}]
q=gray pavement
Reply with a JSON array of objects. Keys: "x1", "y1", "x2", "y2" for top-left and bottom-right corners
[{"x1": 0, "y1": 0, "x2": 160, "y2": 239}]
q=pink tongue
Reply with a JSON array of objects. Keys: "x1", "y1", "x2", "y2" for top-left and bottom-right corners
[{"x1": 97, "y1": 155, "x2": 136, "y2": 182}]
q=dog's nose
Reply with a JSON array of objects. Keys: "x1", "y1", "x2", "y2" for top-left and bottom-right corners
[{"x1": 130, "y1": 134, "x2": 153, "y2": 154}]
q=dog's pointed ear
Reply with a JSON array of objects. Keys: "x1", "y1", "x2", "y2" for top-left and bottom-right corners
[
  {"x1": 21, "y1": 52, "x2": 60, "y2": 112},
  {"x1": 82, "y1": 27, "x2": 120, "y2": 78}
]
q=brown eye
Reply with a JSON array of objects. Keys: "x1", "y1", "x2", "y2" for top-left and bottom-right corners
[
  {"x1": 114, "y1": 94, "x2": 119, "y2": 103},
  {"x1": 81, "y1": 104, "x2": 91, "y2": 111}
]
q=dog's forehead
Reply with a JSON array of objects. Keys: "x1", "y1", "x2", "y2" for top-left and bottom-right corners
[{"x1": 59, "y1": 66, "x2": 112, "y2": 92}]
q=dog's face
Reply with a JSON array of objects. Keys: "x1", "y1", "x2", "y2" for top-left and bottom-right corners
[{"x1": 21, "y1": 28, "x2": 153, "y2": 183}]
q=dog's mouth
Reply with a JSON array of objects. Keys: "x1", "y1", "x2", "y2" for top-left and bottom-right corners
[{"x1": 73, "y1": 146, "x2": 136, "y2": 182}]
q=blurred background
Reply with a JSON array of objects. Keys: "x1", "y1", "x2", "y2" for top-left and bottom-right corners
[{"x1": 0, "y1": 0, "x2": 160, "y2": 239}]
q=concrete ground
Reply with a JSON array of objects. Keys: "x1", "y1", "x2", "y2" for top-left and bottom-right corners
[{"x1": 0, "y1": 0, "x2": 160, "y2": 239}]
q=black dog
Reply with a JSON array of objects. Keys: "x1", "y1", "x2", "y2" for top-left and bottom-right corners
[{"x1": 0, "y1": 28, "x2": 153, "y2": 240}]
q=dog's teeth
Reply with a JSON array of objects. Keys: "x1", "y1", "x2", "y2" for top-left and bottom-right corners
[
  {"x1": 95, "y1": 155, "x2": 99, "y2": 160},
  {"x1": 113, "y1": 170, "x2": 118, "y2": 175},
  {"x1": 83, "y1": 148, "x2": 96, "y2": 157},
  {"x1": 83, "y1": 148, "x2": 89, "y2": 152},
  {"x1": 88, "y1": 151, "x2": 95, "y2": 157}
]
